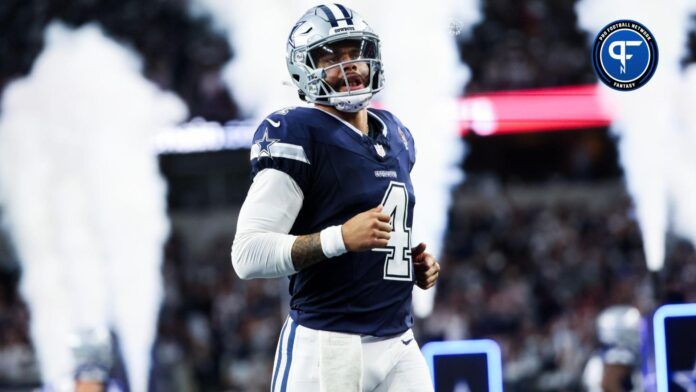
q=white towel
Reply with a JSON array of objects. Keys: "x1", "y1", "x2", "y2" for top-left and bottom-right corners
[{"x1": 319, "y1": 330, "x2": 363, "y2": 392}]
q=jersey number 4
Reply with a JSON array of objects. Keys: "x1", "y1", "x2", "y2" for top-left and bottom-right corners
[{"x1": 373, "y1": 181, "x2": 413, "y2": 281}]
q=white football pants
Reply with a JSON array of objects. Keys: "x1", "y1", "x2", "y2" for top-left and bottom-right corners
[{"x1": 270, "y1": 316, "x2": 434, "y2": 392}]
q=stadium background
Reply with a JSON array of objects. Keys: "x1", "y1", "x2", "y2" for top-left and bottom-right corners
[{"x1": 0, "y1": 0, "x2": 695, "y2": 391}]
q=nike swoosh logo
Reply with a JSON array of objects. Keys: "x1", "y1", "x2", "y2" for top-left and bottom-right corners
[
  {"x1": 266, "y1": 118, "x2": 280, "y2": 127},
  {"x1": 401, "y1": 338, "x2": 413, "y2": 345}
]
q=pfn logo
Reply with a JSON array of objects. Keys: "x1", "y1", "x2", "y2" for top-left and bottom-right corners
[
  {"x1": 608, "y1": 40, "x2": 643, "y2": 74},
  {"x1": 592, "y1": 20, "x2": 658, "y2": 91}
]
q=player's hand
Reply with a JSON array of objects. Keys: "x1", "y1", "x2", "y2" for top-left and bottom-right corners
[
  {"x1": 412, "y1": 242, "x2": 440, "y2": 290},
  {"x1": 341, "y1": 205, "x2": 392, "y2": 252}
]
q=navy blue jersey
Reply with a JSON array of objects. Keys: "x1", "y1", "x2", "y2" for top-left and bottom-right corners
[{"x1": 249, "y1": 106, "x2": 417, "y2": 337}]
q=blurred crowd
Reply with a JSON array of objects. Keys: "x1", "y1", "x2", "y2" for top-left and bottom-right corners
[
  {"x1": 0, "y1": 234, "x2": 39, "y2": 389},
  {"x1": 420, "y1": 179, "x2": 696, "y2": 391},
  {"x1": 5, "y1": 179, "x2": 696, "y2": 391},
  {"x1": 0, "y1": 0, "x2": 237, "y2": 122},
  {"x1": 459, "y1": 0, "x2": 596, "y2": 93}
]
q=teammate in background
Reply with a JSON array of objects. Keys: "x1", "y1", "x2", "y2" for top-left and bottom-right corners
[
  {"x1": 70, "y1": 328, "x2": 123, "y2": 392},
  {"x1": 231, "y1": 4, "x2": 440, "y2": 391},
  {"x1": 582, "y1": 306, "x2": 643, "y2": 392}
]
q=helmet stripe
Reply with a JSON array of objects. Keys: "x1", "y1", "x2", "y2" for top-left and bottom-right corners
[
  {"x1": 333, "y1": 4, "x2": 353, "y2": 25},
  {"x1": 317, "y1": 5, "x2": 339, "y2": 27}
]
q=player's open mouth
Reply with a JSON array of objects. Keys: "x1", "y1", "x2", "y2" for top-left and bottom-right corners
[{"x1": 340, "y1": 74, "x2": 365, "y2": 92}]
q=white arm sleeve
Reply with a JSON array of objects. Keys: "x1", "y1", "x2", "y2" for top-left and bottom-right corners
[{"x1": 231, "y1": 168, "x2": 303, "y2": 279}]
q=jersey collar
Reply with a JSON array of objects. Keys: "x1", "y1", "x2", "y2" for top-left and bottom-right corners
[{"x1": 310, "y1": 107, "x2": 387, "y2": 138}]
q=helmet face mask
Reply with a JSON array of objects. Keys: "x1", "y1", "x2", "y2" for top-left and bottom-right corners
[{"x1": 287, "y1": 5, "x2": 384, "y2": 112}]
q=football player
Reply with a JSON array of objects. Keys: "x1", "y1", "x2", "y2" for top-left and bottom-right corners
[
  {"x1": 582, "y1": 306, "x2": 643, "y2": 392},
  {"x1": 231, "y1": 4, "x2": 440, "y2": 391}
]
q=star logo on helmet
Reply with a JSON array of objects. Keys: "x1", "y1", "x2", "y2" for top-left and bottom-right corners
[{"x1": 254, "y1": 128, "x2": 279, "y2": 158}]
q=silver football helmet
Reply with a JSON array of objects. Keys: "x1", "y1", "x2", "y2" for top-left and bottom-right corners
[
  {"x1": 597, "y1": 305, "x2": 641, "y2": 352},
  {"x1": 286, "y1": 4, "x2": 385, "y2": 112}
]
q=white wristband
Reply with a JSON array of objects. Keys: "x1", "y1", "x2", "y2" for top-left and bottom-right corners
[{"x1": 320, "y1": 225, "x2": 348, "y2": 258}]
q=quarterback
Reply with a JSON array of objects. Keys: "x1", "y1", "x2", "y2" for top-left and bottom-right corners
[{"x1": 231, "y1": 4, "x2": 440, "y2": 391}]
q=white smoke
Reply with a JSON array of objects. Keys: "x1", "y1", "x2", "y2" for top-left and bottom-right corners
[
  {"x1": 0, "y1": 23, "x2": 186, "y2": 389},
  {"x1": 576, "y1": 0, "x2": 696, "y2": 272},
  {"x1": 192, "y1": 0, "x2": 481, "y2": 317},
  {"x1": 674, "y1": 63, "x2": 696, "y2": 241},
  {"x1": 189, "y1": 0, "x2": 303, "y2": 117}
]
